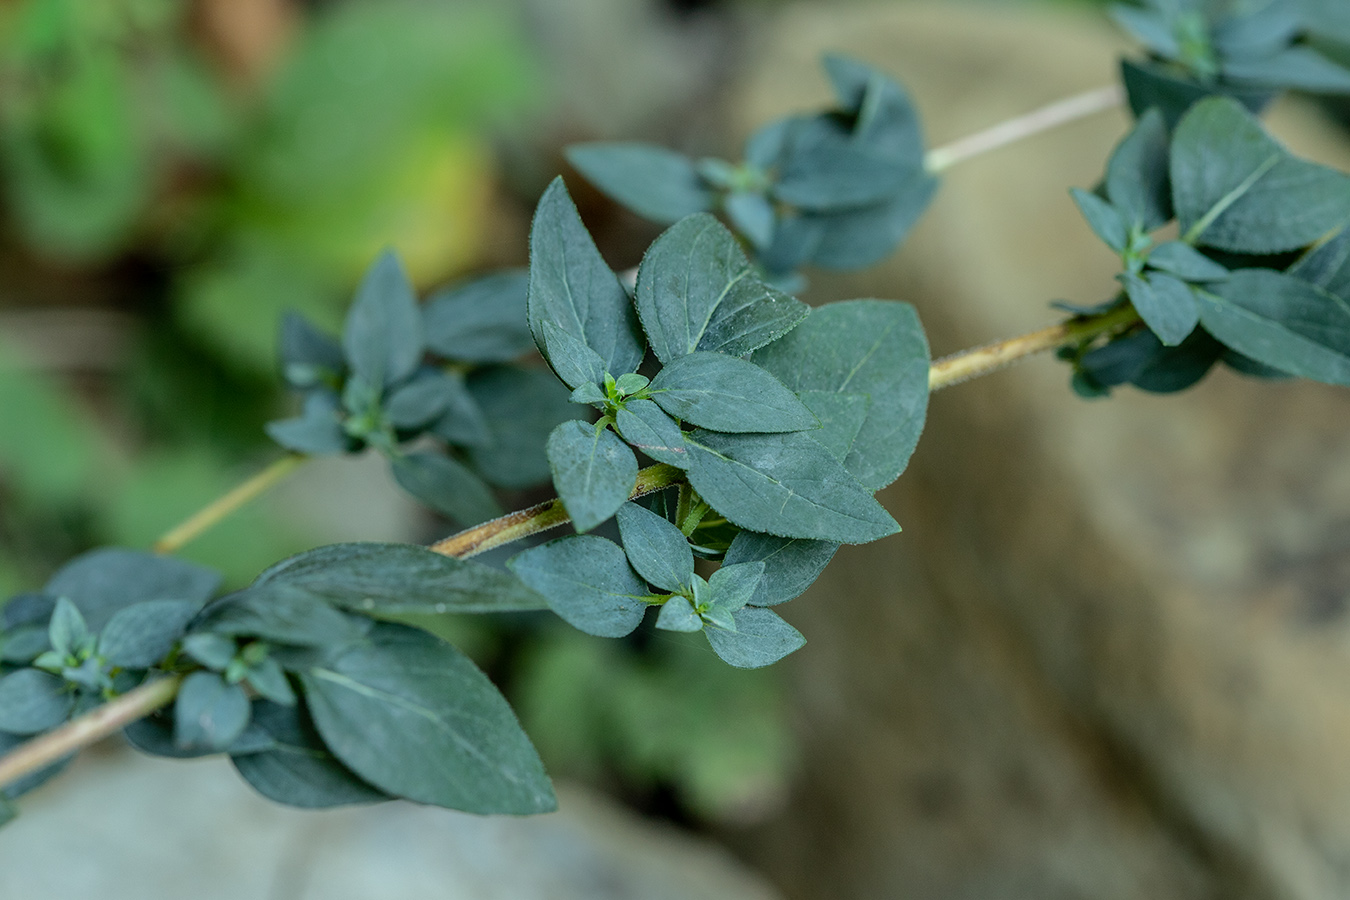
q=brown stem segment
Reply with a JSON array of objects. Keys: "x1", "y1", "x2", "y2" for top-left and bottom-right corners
[
  {"x1": 0, "y1": 676, "x2": 182, "y2": 792},
  {"x1": 153, "y1": 454, "x2": 306, "y2": 555}
]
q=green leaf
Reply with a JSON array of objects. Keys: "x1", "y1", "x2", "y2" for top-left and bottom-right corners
[
  {"x1": 508, "y1": 535, "x2": 649, "y2": 638},
  {"x1": 753, "y1": 299, "x2": 929, "y2": 490},
  {"x1": 1223, "y1": 47, "x2": 1350, "y2": 93},
  {"x1": 1289, "y1": 229, "x2": 1350, "y2": 300},
  {"x1": 384, "y1": 372, "x2": 457, "y2": 430},
  {"x1": 1147, "y1": 241, "x2": 1230, "y2": 282},
  {"x1": 616, "y1": 502, "x2": 695, "y2": 593},
  {"x1": 342, "y1": 250, "x2": 424, "y2": 390},
  {"x1": 97, "y1": 600, "x2": 198, "y2": 670},
  {"x1": 1109, "y1": 4, "x2": 1180, "y2": 57},
  {"x1": 683, "y1": 430, "x2": 898, "y2": 544},
  {"x1": 725, "y1": 190, "x2": 775, "y2": 248},
  {"x1": 804, "y1": 176, "x2": 939, "y2": 270},
  {"x1": 1121, "y1": 271, "x2": 1200, "y2": 346},
  {"x1": 773, "y1": 114, "x2": 912, "y2": 211},
  {"x1": 47, "y1": 597, "x2": 89, "y2": 658},
  {"x1": 538, "y1": 319, "x2": 608, "y2": 390},
  {"x1": 1071, "y1": 188, "x2": 1128, "y2": 252},
  {"x1": 614, "y1": 400, "x2": 689, "y2": 468},
  {"x1": 1197, "y1": 269, "x2": 1350, "y2": 385},
  {"x1": 704, "y1": 607, "x2": 805, "y2": 669},
  {"x1": 182, "y1": 633, "x2": 236, "y2": 670},
  {"x1": 565, "y1": 143, "x2": 714, "y2": 224},
  {"x1": 426, "y1": 372, "x2": 492, "y2": 448},
  {"x1": 44, "y1": 548, "x2": 220, "y2": 632},
  {"x1": 464, "y1": 366, "x2": 575, "y2": 490},
  {"x1": 822, "y1": 54, "x2": 925, "y2": 162},
  {"x1": 1, "y1": 626, "x2": 48, "y2": 665},
  {"x1": 301, "y1": 623, "x2": 555, "y2": 814},
  {"x1": 279, "y1": 312, "x2": 344, "y2": 389},
  {"x1": 706, "y1": 561, "x2": 764, "y2": 613},
  {"x1": 634, "y1": 214, "x2": 808, "y2": 364},
  {"x1": 243, "y1": 658, "x2": 297, "y2": 706},
  {"x1": 0, "y1": 669, "x2": 71, "y2": 734},
  {"x1": 723, "y1": 531, "x2": 839, "y2": 607},
  {"x1": 1171, "y1": 97, "x2": 1350, "y2": 254},
  {"x1": 797, "y1": 391, "x2": 869, "y2": 461},
  {"x1": 647, "y1": 352, "x2": 816, "y2": 434},
  {"x1": 175, "y1": 671, "x2": 251, "y2": 752},
  {"x1": 254, "y1": 542, "x2": 547, "y2": 615},
  {"x1": 527, "y1": 178, "x2": 645, "y2": 380},
  {"x1": 266, "y1": 390, "x2": 348, "y2": 455},
  {"x1": 1120, "y1": 58, "x2": 1275, "y2": 129},
  {"x1": 546, "y1": 420, "x2": 638, "y2": 533},
  {"x1": 196, "y1": 584, "x2": 371, "y2": 649},
  {"x1": 232, "y1": 700, "x2": 390, "y2": 809},
  {"x1": 654, "y1": 596, "x2": 703, "y2": 632},
  {"x1": 390, "y1": 452, "x2": 502, "y2": 526},
  {"x1": 614, "y1": 373, "x2": 649, "y2": 396},
  {"x1": 1105, "y1": 108, "x2": 1172, "y2": 231},
  {"x1": 422, "y1": 270, "x2": 534, "y2": 363},
  {"x1": 0, "y1": 795, "x2": 15, "y2": 828},
  {"x1": 570, "y1": 382, "x2": 608, "y2": 407}
]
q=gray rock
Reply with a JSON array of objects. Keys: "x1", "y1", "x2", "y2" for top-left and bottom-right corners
[{"x1": 0, "y1": 746, "x2": 780, "y2": 900}]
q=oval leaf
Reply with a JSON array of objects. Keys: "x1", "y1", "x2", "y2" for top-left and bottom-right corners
[
  {"x1": 615, "y1": 502, "x2": 695, "y2": 593},
  {"x1": 704, "y1": 607, "x2": 805, "y2": 669},
  {"x1": 507, "y1": 535, "x2": 649, "y2": 638},
  {"x1": 546, "y1": 420, "x2": 638, "y2": 533},
  {"x1": 648, "y1": 352, "x2": 816, "y2": 433}
]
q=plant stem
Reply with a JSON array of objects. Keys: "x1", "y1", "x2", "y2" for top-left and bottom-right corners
[
  {"x1": 0, "y1": 309, "x2": 1136, "y2": 789},
  {"x1": 429, "y1": 464, "x2": 684, "y2": 559},
  {"x1": 0, "y1": 676, "x2": 181, "y2": 793},
  {"x1": 928, "y1": 303, "x2": 1139, "y2": 390},
  {"x1": 152, "y1": 454, "x2": 306, "y2": 555},
  {"x1": 924, "y1": 84, "x2": 1125, "y2": 173}
]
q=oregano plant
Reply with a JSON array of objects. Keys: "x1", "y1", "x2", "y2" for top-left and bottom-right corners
[{"x1": 3, "y1": 0, "x2": 1350, "y2": 830}]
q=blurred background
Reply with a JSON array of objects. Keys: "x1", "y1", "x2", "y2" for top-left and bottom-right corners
[{"x1": 7, "y1": 0, "x2": 1350, "y2": 898}]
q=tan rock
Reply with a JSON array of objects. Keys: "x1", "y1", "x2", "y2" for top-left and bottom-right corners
[{"x1": 729, "y1": 5, "x2": 1350, "y2": 899}]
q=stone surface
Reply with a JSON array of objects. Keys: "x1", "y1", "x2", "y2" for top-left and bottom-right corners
[
  {"x1": 0, "y1": 745, "x2": 780, "y2": 900},
  {"x1": 727, "y1": 5, "x2": 1350, "y2": 900}
]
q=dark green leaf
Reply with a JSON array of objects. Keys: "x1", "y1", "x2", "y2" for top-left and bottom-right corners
[
  {"x1": 125, "y1": 709, "x2": 273, "y2": 759},
  {"x1": 1072, "y1": 188, "x2": 1129, "y2": 252},
  {"x1": 1171, "y1": 97, "x2": 1350, "y2": 253},
  {"x1": 823, "y1": 54, "x2": 925, "y2": 160},
  {"x1": 683, "y1": 430, "x2": 898, "y2": 544},
  {"x1": 47, "y1": 597, "x2": 88, "y2": 658},
  {"x1": 254, "y1": 542, "x2": 547, "y2": 615},
  {"x1": 232, "y1": 700, "x2": 390, "y2": 809},
  {"x1": 1147, "y1": 241, "x2": 1230, "y2": 282},
  {"x1": 1198, "y1": 269, "x2": 1350, "y2": 384},
  {"x1": 705, "y1": 607, "x2": 805, "y2": 669},
  {"x1": 427, "y1": 372, "x2": 492, "y2": 448},
  {"x1": 1212, "y1": 2, "x2": 1300, "y2": 60},
  {"x1": 725, "y1": 190, "x2": 775, "y2": 248},
  {"x1": 723, "y1": 531, "x2": 839, "y2": 607},
  {"x1": 1133, "y1": 329, "x2": 1225, "y2": 393},
  {"x1": 753, "y1": 300, "x2": 929, "y2": 490},
  {"x1": 1289, "y1": 229, "x2": 1350, "y2": 299},
  {"x1": 266, "y1": 390, "x2": 348, "y2": 455},
  {"x1": 654, "y1": 596, "x2": 703, "y2": 632},
  {"x1": 565, "y1": 143, "x2": 714, "y2": 223},
  {"x1": 174, "y1": 671, "x2": 251, "y2": 752},
  {"x1": 244, "y1": 658, "x2": 297, "y2": 706},
  {"x1": 1223, "y1": 47, "x2": 1350, "y2": 93},
  {"x1": 301, "y1": 623, "x2": 555, "y2": 814},
  {"x1": 706, "y1": 561, "x2": 764, "y2": 613},
  {"x1": 390, "y1": 452, "x2": 502, "y2": 526},
  {"x1": 634, "y1": 214, "x2": 808, "y2": 364},
  {"x1": 797, "y1": 391, "x2": 869, "y2": 461},
  {"x1": 1121, "y1": 271, "x2": 1200, "y2": 346},
  {"x1": 615, "y1": 502, "x2": 694, "y2": 592},
  {"x1": 182, "y1": 633, "x2": 236, "y2": 670},
  {"x1": 546, "y1": 420, "x2": 637, "y2": 533},
  {"x1": 2, "y1": 594, "x2": 54, "y2": 630},
  {"x1": 44, "y1": 549, "x2": 220, "y2": 633},
  {"x1": 196, "y1": 584, "x2": 371, "y2": 649},
  {"x1": 279, "y1": 312, "x2": 344, "y2": 388},
  {"x1": 774, "y1": 114, "x2": 912, "y2": 211},
  {"x1": 1109, "y1": 4, "x2": 1180, "y2": 57},
  {"x1": 570, "y1": 382, "x2": 608, "y2": 407},
  {"x1": 647, "y1": 352, "x2": 816, "y2": 434},
  {"x1": 1120, "y1": 58, "x2": 1275, "y2": 129},
  {"x1": 745, "y1": 119, "x2": 791, "y2": 169},
  {"x1": 342, "y1": 250, "x2": 424, "y2": 390},
  {"x1": 97, "y1": 600, "x2": 197, "y2": 670},
  {"x1": 508, "y1": 535, "x2": 649, "y2": 638},
  {"x1": 807, "y1": 175, "x2": 939, "y2": 270},
  {"x1": 464, "y1": 366, "x2": 575, "y2": 490},
  {"x1": 538, "y1": 318, "x2": 608, "y2": 390},
  {"x1": 384, "y1": 372, "x2": 456, "y2": 429},
  {"x1": 614, "y1": 400, "x2": 690, "y2": 468},
  {"x1": 0, "y1": 796, "x2": 15, "y2": 828},
  {"x1": 1105, "y1": 108, "x2": 1172, "y2": 231},
  {"x1": 527, "y1": 178, "x2": 645, "y2": 380},
  {"x1": 1, "y1": 626, "x2": 48, "y2": 664},
  {"x1": 422, "y1": 270, "x2": 534, "y2": 363},
  {"x1": 0, "y1": 669, "x2": 71, "y2": 734}
]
